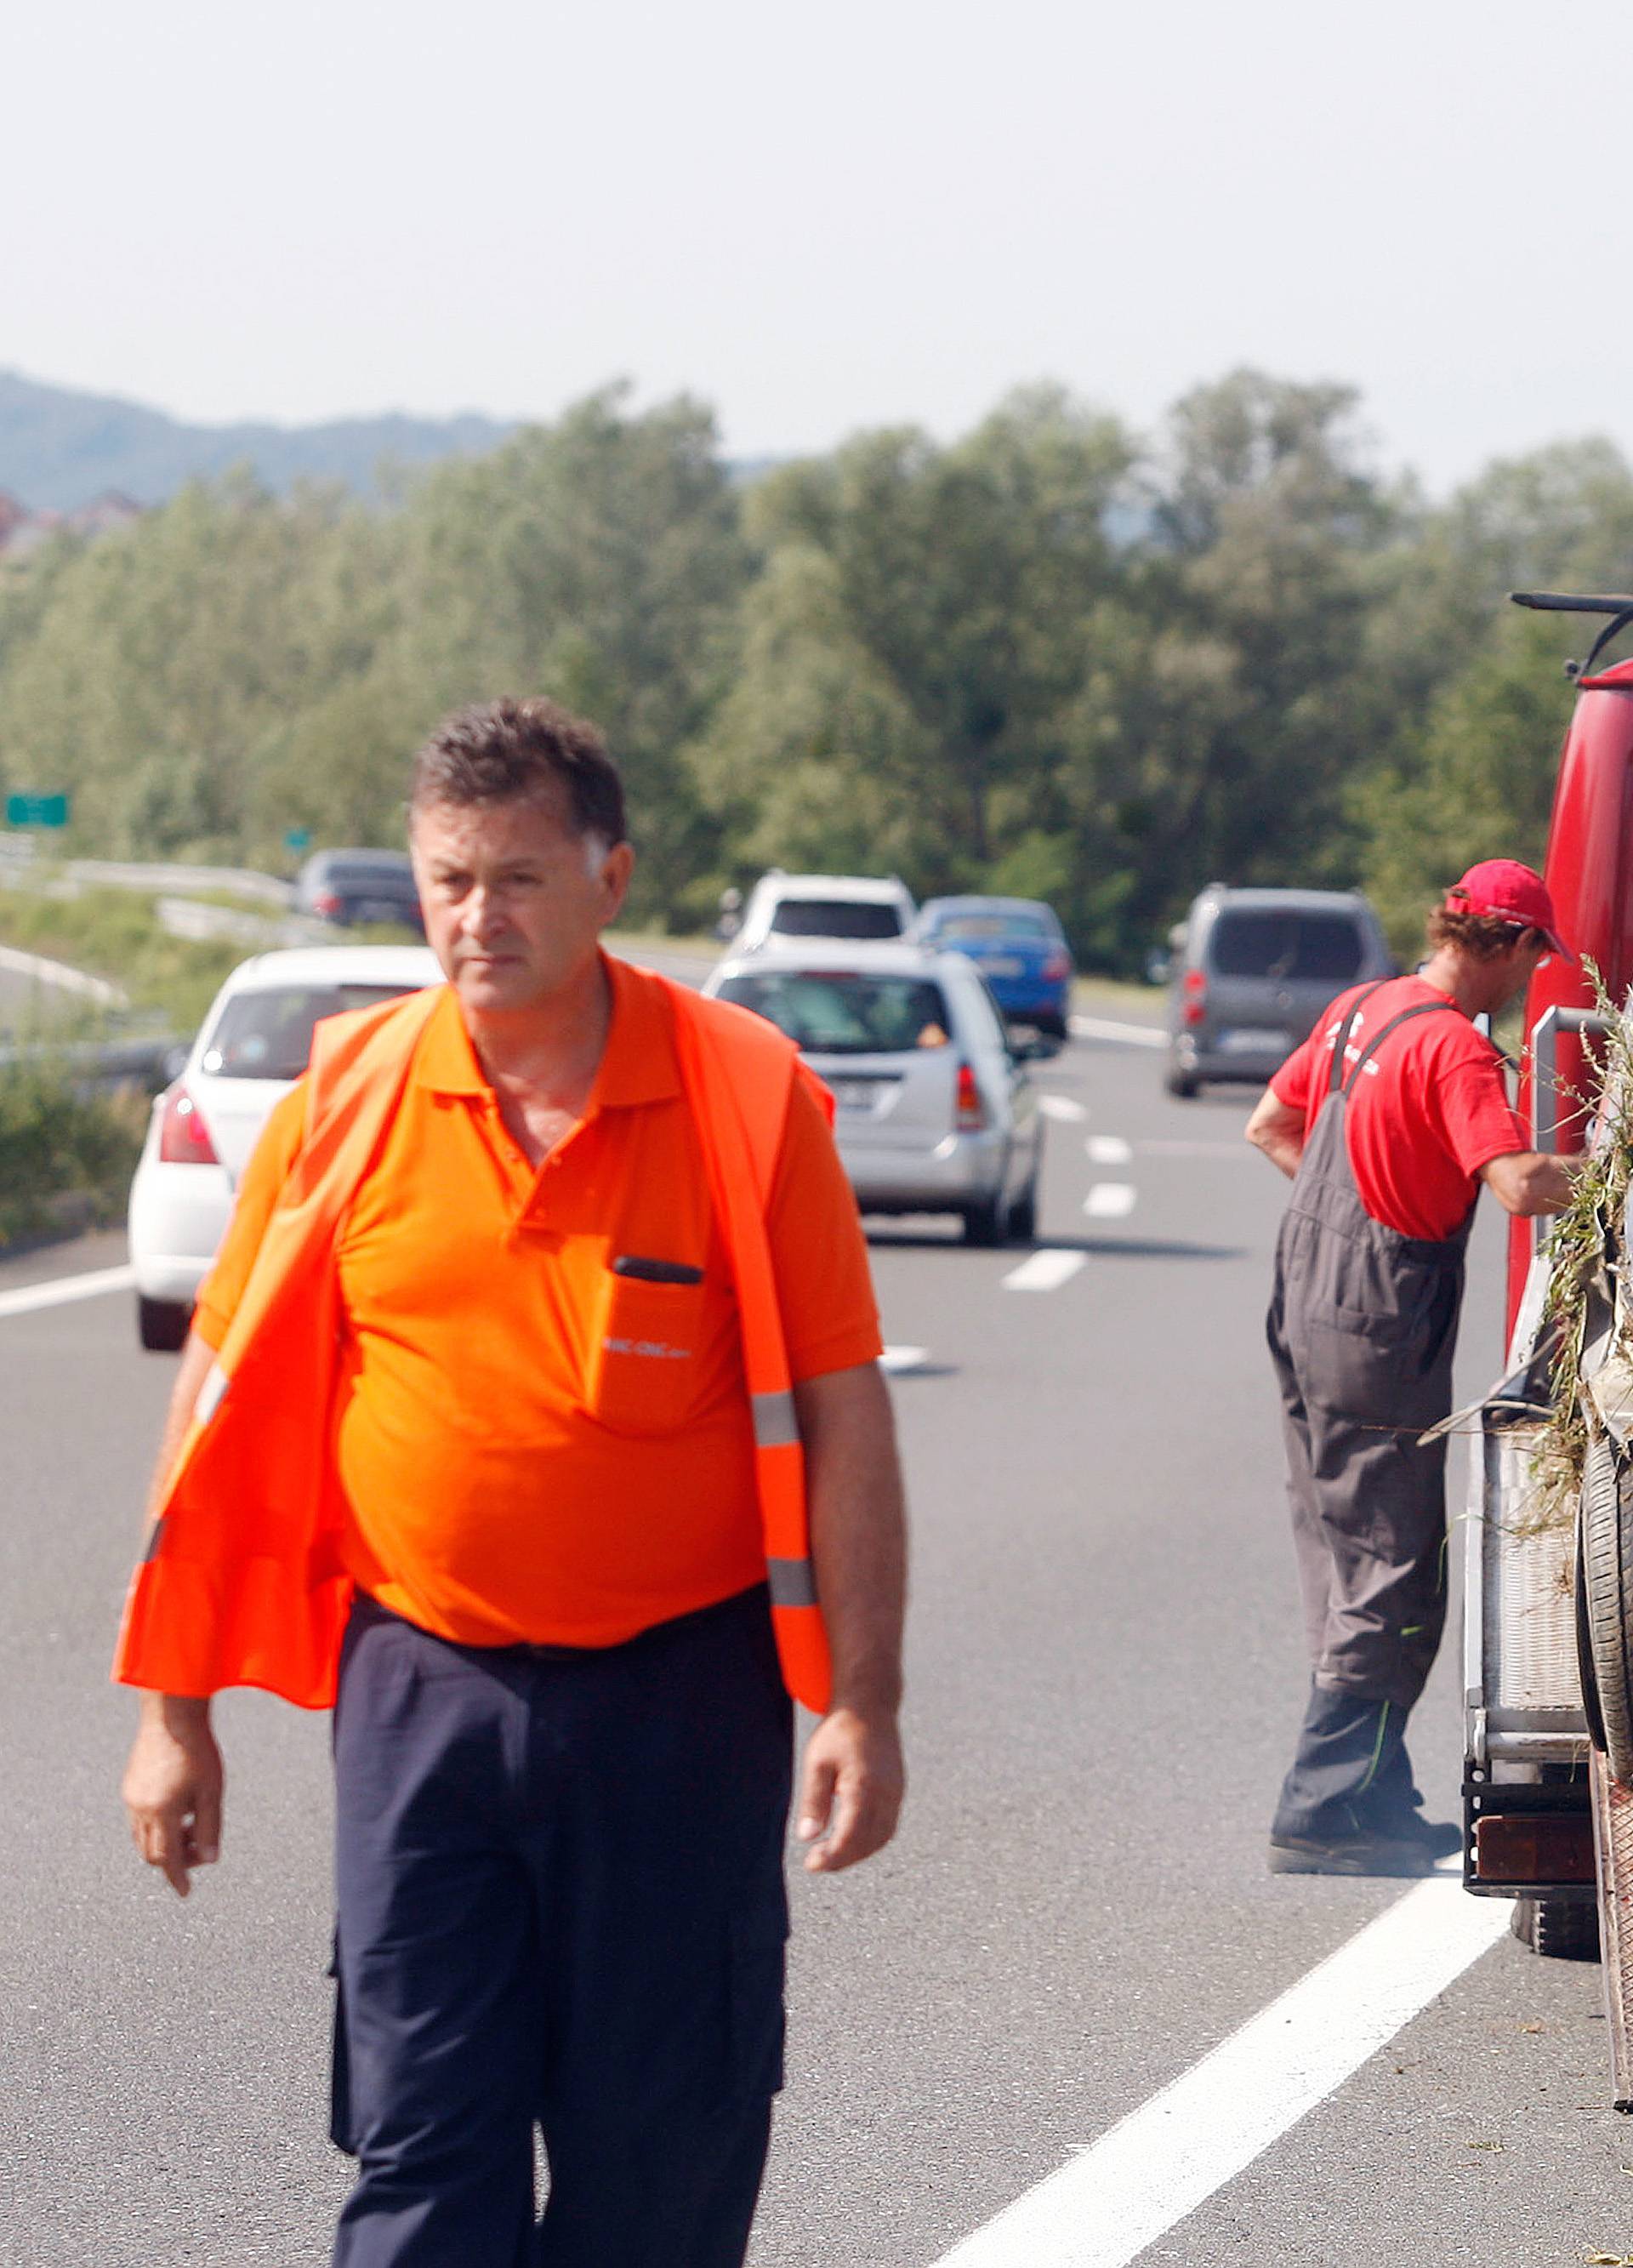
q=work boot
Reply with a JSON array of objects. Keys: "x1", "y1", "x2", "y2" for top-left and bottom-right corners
[{"x1": 1267, "y1": 1815, "x2": 1462, "y2": 1877}]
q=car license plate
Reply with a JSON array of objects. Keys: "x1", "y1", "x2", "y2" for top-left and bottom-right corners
[
  {"x1": 1218, "y1": 1027, "x2": 1287, "y2": 1053},
  {"x1": 983, "y1": 956, "x2": 1025, "y2": 977},
  {"x1": 833, "y1": 1079, "x2": 885, "y2": 1111}
]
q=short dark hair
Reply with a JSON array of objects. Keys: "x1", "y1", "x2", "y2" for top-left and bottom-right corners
[
  {"x1": 1425, "y1": 905, "x2": 1533, "y2": 961},
  {"x1": 410, "y1": 697, "x2": 626, "y2": 846}
]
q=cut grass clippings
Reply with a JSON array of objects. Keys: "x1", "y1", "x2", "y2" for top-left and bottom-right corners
[{"x1": 1529, "y1": 962, "x2": 1633, "y2": 1535}]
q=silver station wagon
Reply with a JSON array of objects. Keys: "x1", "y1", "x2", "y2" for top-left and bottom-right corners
[{"x1": 703, "y1": 940, "x2": 1045, "y2": 1244}]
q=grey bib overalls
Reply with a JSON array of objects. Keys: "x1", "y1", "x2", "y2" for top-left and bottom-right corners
[{"x1": 1266, "y1": 985, "x2": 1471, "y2": 1839}]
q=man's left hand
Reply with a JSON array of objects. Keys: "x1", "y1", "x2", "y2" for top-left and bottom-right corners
[{"x1": 796, "y1": 1705, "x2": 905, "y2": 1872}]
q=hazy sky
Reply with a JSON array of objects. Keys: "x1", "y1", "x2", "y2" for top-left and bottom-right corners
[{"x1": 9, "y1": 0, "x2": 1628, "y2": 489}]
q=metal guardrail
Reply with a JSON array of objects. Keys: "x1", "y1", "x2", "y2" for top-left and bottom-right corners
[{"x1": 0, "y1": 1034, "x2": 182, "y2": 1092}]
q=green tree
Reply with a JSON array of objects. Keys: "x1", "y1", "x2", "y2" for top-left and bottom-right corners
[
  {"x1": 1046, "y1": 371, "x2": 1401, "y2": 966},
  {"x1": 698, "y1": 385, "x2": 1136, "y2": 895}
]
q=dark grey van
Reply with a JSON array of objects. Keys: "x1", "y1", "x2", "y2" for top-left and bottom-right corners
[
  {"x1": 295, "y1": 848, "x2": 424, "y2": 933},
  {"x1": 1164, "y1": 886, "x2": 1394, "y2": 1097}
]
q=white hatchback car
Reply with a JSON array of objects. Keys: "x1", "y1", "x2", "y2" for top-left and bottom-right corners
[
  {"x1": 703, "y1": 940, "x2": 1046, "y2": 1243},
  {"x1": 730, "y1": 872, "x2": 917, "y2": 953},
  {"x1": 127, "y1": 943, "x2": 441, "y2": 1348}
]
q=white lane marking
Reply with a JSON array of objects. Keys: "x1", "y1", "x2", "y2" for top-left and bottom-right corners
[
  {"x1": 1003, "y1": 1250, "x2": 1086, "y2": 1292},
  {"x1": 1038, "y1": 1094, "x2": 1088, "y2": 1123},
  {"x1": 1084, "y1": 1182, "x2": 1136, "y2": 1220},
  {"x1": 0, "y1": 943, "x2": 126, "y2": 1006},
  {"x1": 1139, "y1": 1138, "x2": 1252, "y2": 1160},
  {"x1": 0, "y1": 1263, "x2": 136, "y2": 1319},
  {"x1": 1085, "y1": 1134, "x2": 1133, "y2": 1166},
  {"x1": 931, "y1": 1875, "x2": 1509, "y2": 2268},
  {"x1": 880, "y1": 1344, "x2": 930, "y2": 1374},
  {"x1": 1069, "y1": 1013, "x2": 1165, "y2": 1051}
]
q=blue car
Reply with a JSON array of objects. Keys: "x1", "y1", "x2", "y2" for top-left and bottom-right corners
[{"x1": 913, "y1": 897, "x2": 1074, "y2": 1038}]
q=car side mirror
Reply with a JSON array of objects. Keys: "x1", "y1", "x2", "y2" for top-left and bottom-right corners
[{"x1": 1145, "y1": 949, "x2": 1171, "y2": 986}]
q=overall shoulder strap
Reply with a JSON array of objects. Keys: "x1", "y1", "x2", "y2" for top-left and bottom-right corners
[
  {"x1": 1340, "y1": 999, "x2": 1460, "y2": 1097},
  {"x1": 1326, "y1": 980, "x2": 1393, "y2": 1094}
]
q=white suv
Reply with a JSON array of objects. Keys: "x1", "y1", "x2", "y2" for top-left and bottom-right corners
[{"x1": 729, "y1": 872, "x2": 917, "y2": 953}]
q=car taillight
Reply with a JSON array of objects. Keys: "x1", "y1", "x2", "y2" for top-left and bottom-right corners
[
  {"x1": 1182, "y1": 969, "x2": 1207, "y2": 1028},
  {"x1": 1043, "y1": 949, "x2": 1071, "y2": 982},
  {"x1": 157, "y1": 1086, "x2": 219, "y2": 1165},
  {"x1": 312, "y1": 891, "x2": 342, "y2": 918},
  {"x1": 955, "y1": 1063, "x2": 986, "y2": 1131}
]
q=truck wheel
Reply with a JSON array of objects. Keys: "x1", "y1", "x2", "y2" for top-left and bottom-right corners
[
  {"x1": 1579, "y1": 1429, "x2": 1633, "y2": 1786},
  {"x1": 137, "y1": 1296, "x2": 191, "y2": 1353},
  {"x1": 1510, "y1": 1896, "x2": 1600, "y2": 1961}
]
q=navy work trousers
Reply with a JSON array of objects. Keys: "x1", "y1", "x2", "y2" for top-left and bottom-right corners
[{"x1": 329, "y1": 1584, "x2": 794, "y2": 2268}]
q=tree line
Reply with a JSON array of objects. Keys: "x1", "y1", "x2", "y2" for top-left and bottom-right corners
[{"x1": 2, "y1": 369, "x2": 1629, "y2": 971}]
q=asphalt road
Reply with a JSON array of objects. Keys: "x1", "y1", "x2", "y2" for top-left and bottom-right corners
[{"x1": 1, "y1": 1023, "x2": 1628, "y2": 2266}]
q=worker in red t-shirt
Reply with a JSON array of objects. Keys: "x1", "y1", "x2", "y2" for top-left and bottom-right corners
[{"x1": 1245, "y1": 861, "x2": 1577, "y2": 1876}]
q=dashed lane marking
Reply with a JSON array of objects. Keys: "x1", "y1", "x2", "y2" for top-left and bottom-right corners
[
  {"x1": 1002, "y1": 1251, "x2": 1087, "y2": 1292},
  {"x1": 930, "y1": 1874, "x2": 1509, "y2": 2268},
  {"x1": 880, "y1": 1345, "x2": 930, "y2": 1374},
  {"x1": 1067, "y1": 1013, "x2": 1165, "y2": 1051},
  {"x1": 1085, "y1": 1134, "x2": 1132, "y2": 1165},
  {"x1": 1084, "y1": 1182, "x2": 1136, "y2": 1220},
  {"x1": 1038, "y1": 1095, "x2": 1089, "y2": 1123},
  {"x1": 0, "y1": 1263, "x2": 136, "y2": 1320},
  {"x1": 1138, "y1": 1138, "x2": 1254, "y2": 1160}
]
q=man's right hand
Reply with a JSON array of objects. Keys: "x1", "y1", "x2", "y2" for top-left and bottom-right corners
[{"x1": 122, "y1": 1695, "x2": 224, "y2": 1898}]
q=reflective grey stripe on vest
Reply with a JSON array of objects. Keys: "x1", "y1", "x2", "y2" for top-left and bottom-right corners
[
  {"x1": 767, "y1": 1556, "x2": 817, "y2": 1609},
  {"x1": 195, "y1": 1360, "x2": 230, "y2": 1427},
  {"x1": 752, "y1": 1389, "x2": 798, "y2": 1449}
]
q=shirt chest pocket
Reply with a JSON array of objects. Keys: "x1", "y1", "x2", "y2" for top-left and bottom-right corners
[{"x1": 585, "y1": 1258, "x2": 708, "y2": 1436}]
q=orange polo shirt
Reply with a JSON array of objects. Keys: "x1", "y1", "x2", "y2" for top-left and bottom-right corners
[{"x1": 193, "y1": 959, "x2": 882, "y2": 1649}]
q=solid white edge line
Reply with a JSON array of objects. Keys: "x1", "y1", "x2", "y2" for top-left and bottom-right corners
[
  {"x1": 1084, "y1": 1182, "x2": 1136, "y2": 1220},
  {"x1": 0, "y1": 1263, "x2": 137, "y2": 1319},
  {"x1": 1068, "y1": 1013, "x2": 1165, "y2": 1051},
  {"x1": 1002, "y1": 1251, "x2": 1086, "y2": 1292},
  {"x1": 931, "y1": 1877, "x2": 1510, "y2": 2268}
]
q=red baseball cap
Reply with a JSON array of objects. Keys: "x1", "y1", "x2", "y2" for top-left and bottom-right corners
[{"x1": 1445, "y1": 859, "x2": 1573, "y2": 960}]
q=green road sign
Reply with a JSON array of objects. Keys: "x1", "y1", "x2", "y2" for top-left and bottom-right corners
[
  {"x1": 6, "y1": 793, "x2": 70, "y2": 828},
  {"x1": 284, "y1": 826, "x2": 312, "y2": 852}
]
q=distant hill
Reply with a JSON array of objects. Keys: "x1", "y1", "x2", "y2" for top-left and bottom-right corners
[{"x1": 0, "y1": 370, "x2": 517, "y2": 512}]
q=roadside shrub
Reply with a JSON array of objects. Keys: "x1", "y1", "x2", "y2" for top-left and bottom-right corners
[{"x1": 0, "y1": 1058, "x2": 145, "y2": 1246}]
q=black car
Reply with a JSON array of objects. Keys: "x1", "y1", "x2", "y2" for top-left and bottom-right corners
[{"x1": 296, "y1": 848, "x2": 424, "y2": 932}]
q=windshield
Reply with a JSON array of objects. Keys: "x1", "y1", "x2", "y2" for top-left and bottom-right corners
[
  {"x1": 931, "y1": 910, "x2": 1054, "y2": 943},
  {"x1": 767, "y1": 900, "x2": 906, "y2": 940},
  {"x1": 328, "y1": 863, "x2": 414, "y2": 890},
  {"x1": 200, "y1": 984, "x2": 422, "y2": 1080},
  {"x1": 717, "y1": 972, "x2": 951, "y2": 1055},
  {"x1": 1209, "y1": 910, "x2": 1365, "y2": 983}
]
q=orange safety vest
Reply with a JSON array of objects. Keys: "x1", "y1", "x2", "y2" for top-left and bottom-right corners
[{"x1": 112, "y1": 975, "x2": 834, "y2": 1714}]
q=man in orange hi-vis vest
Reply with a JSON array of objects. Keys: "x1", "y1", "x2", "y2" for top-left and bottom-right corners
[{"x1": 116, "y1": 696, "x2": 908, "y2": 2268}]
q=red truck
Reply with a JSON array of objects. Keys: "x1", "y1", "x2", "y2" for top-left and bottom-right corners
[{"x1": 1464, "y1": 592, "x2": 1633, "y2": 2098}]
